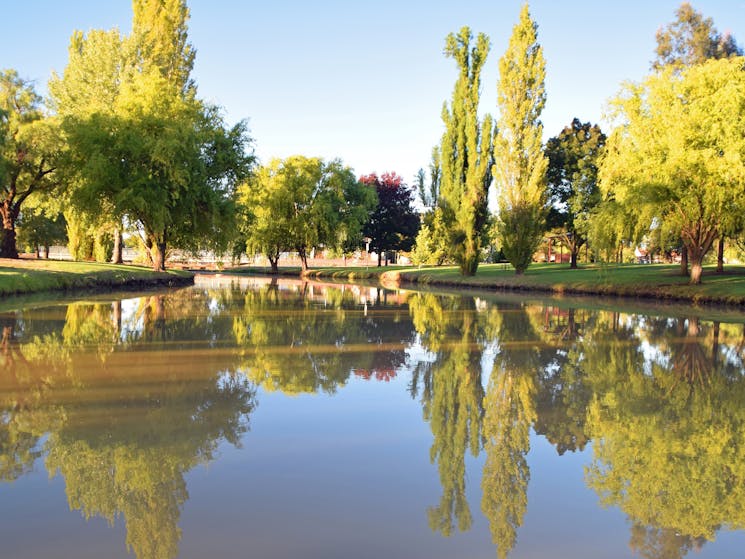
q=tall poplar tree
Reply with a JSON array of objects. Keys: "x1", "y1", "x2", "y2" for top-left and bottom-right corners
[
  {"x1": 437, "y1": 27, "x2": 495, "y2": 276},
  {"x1": 494, "y1": 4, "x2": 548, "y2": 275}
]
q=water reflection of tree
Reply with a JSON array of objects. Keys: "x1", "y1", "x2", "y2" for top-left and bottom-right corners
[
  {"x1": 585, "y1": 315, "x2": 745, "y2": 558},
  {"x1": 0, "y1": 296, "x2": 258, "y2": 559},
  {"x1": 480, "y1": 303, "x2": 539, "y2": 559},
  {"x1": 0, "y1": 312, "x2": 67, "y2": 482},
  {"x1": 408, "y1": 293, "x2": 486, "y2": 536},
  {"x1": 532, "y1": 306, "x2": 594, "y2": 456},
  {"x1": 45, "y1": 372, "x2": 256, "y2": 559},
  {"x1": 233, "y1": 283, "x2": 415, "y2": 394}
]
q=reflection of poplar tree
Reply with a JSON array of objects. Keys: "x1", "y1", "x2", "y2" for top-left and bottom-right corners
[
  {"x1": 409, "y1": 293, "x2": 485, "y2": 536},
  {"x1": 480, "y1": 304, "x2": 539, "y2": 559},
  {"x1": 427, "y1": 328, "x2": 484, "y2": 535}
]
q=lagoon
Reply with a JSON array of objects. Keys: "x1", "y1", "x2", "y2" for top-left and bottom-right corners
[{"x1": 1, "y1": 276, "x2": 745, "y2": 558}]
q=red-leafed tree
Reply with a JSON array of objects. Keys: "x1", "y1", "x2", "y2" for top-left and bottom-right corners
[{"x1": 360, "y1": 172, "x2": 420, "y2": 266}]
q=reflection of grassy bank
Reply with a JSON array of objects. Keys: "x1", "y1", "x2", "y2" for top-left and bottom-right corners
[
  {"x1": 229, "y1": 263, "x2": 745, "y2": 306},
  {"x1": 0, "y1": 258, "x2": 193, "y2": 297}
]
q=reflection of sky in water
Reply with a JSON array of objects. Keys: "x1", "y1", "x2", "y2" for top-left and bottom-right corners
[{"x1": 119, "y1": 296, "x2": 145, "y2": 340}]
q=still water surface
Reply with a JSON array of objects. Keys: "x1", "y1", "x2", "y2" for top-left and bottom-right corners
[{"x1": 2, "y1": 276, "x2": 745, "y2": 558}]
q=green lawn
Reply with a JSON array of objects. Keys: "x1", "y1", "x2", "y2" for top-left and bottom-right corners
[
  {"x1": 0, "y1": 259, "x2": 193, "y2": 297},
  {"x1": 9, "y1": 259, "x2": 745, "y2": 308},
  {"x1": 234, "y1": 262, "x2": 745, "y2": 306}
]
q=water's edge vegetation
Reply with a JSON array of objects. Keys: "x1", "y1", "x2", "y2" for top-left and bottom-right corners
[
  {"x1": 5, "y1": 260, "x2": 745, "y2": 309},
  {"x1": 0, "y1": 259, "x2": 194, "y2": 297},
  {"x1": 231, "y1": 262, "x2": 745, "y2": 308}
]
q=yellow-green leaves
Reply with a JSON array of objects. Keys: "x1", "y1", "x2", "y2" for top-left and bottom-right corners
[
  {"x1": 438, "y1": 27, "x2": 495, "y2": 276},
  {"x1": 495, "y1": 4, "x2": 548, "y2": 275},
  {"x1": 599, "y1": 57, "x2": 745, "y2": 283},
  {"x1": 236, "y1": 156, "x2": 375, "y2": 271}
]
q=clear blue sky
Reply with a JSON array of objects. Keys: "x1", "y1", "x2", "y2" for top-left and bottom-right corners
[{"x1": 2, "y1": 0, "x2": 744, "y2": 183}]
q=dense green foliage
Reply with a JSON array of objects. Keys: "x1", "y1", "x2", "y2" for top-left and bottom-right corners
[
  {"x1": 546, "y1": 119, "x2": 606, "y2": 268},
  {"x1": 0, "y1": 71, "x2": 59, "y2": 258},
  {"x1": 494, "y1": 5, "x2": 548, "y2": 275},
  {"x1": 599, "y1": 57, "x2": 745, "y2": 284},
  {"x1": 50, "y1": 0, "x2": 253, "y2": 271},
  {"x1": 48, "y1": 28, "x2": 126, "y2": 262},
  {"x1": 237, "y1": 156, "x2": 376, "y2": 271},
  {"x1": 437, "y1": 27, "x2": 495, "y2": 276}
]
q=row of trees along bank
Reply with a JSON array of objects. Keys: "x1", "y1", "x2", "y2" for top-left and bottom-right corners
[
  {"x1": 1, "y1": 2, "x2": 743, "y2": 284},
  {"x1": 412, "y1": 2, "x2": 744, "y2": 285}
]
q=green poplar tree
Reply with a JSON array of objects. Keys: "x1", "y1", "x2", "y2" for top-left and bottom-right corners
[
  {"x1": 437, "y1": 27, "x2": 495, "y2": 276},
  {"x1": 495, "y1": 4, "x2": 548, "y2": 275}
]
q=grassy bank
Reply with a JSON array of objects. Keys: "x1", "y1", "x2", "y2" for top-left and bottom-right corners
[
  {"x1": 0, "y1": 259, "x2": 194, "y2": 297},
  {"x1": 232, "y1": 262, "x2": 745, "y2": 306}
]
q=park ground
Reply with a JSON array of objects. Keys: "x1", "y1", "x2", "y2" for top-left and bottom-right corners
[
  {"x1": 232, "y1": 262, "x2": 745, "y2": 307},
  {"x1": 0, "y1": 258, "x2": 193, "y2": 297},
  {"x1": 4, "y1": 258, "x2": 745, "y2": 308}
]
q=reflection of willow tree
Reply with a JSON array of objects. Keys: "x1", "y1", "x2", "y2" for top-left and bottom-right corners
[
  {"x1": 233, "y1": 283, "x2": 415, "y2": 394},
  {"x1": 409, "y1": 293, "x2": 485, "y2": 536},
  {"x1": 0, "y1": 294, "x2": 258, "y2": 559},
  {"x1": 586, "y1": 315, "x2": 745, "y2": 559},
  {"x1": 480, "y1": 303, "x2": 540, "y2": 559},
  {"x1": 0, "y1": 312, "x2": 68, "y2": 481},
  {"x1": 45, "y1": 371, "x2": 255, "y2": 559}
]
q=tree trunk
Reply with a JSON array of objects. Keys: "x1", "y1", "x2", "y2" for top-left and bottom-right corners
[
  {"x1": 716, "y1": 237, "x2": 724, "y2": 273},
  {"x1": 689, "y1": 258, "x2": 703, "y2": 284},
  {"x1": 0, "y1": 208, "x2": 18, "y2": 258},
  {"x1": 113, "y1": 300, "x2": 122, "y2": 337},
  {"x1": 268, "y1": 254, "x2": 279, "y2": 274},
  {"x1": 377, "y1": 250, "x2": 382, "y2": 267},
  {"x1": 680, "y1": 245, "x2": 688, "y2": 276},
  {"x1": 43, "y1": 245, "x2": 49, "y2": 259},
  {"x1": 566, "y1": 308, "x2": 577, "y2": 339},
  {"x1": 460, "y1": 238, "x2": 479, "y2": 276},
  {"x1": 298, "y1": 247, "x2": 309, "y2": 272},
  {"x1": 112, "y1": 227, "x2": 123, "y2": 264},
  {"x1": 569, "y1": 247, "x2": 578, "y2": 269},
  {"x1": 152, "y1": 241, "x2": 166, "y2": 271},
  {"x1": 682, "y1": 225, "x2": 716, "y2": 285}
]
